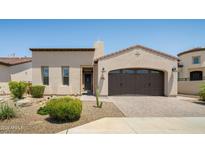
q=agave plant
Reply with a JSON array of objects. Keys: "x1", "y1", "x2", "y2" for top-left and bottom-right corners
[{"x1": 0, "y1": 104, "x2": 16, "y2": 120}]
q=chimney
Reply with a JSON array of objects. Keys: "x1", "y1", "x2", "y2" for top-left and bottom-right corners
[{"x1": 94, "y1": 40, "x2": 104, "y2": 59}]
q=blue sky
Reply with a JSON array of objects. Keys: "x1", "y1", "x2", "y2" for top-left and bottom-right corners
[{"x1": 0, "y1": 19, "x2": 205, "y2": 57}]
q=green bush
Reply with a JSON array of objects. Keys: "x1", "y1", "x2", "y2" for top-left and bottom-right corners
[
  {"x1": 9, "y1": 81, "x2": 28, "y2": 99},
  {"x1": 0, "y1": 104, "x2": 16, "y2": 120},
  {"x1": 37, "y1": 106, "x2": 49, "y2": 115},
  {"x1": 45, "y1": 97, "x2": 82, "y2": 121},
  {"x1": 199, "y1": 83, "x2": 205, "y2": 101},
  {"x1": 31, "y1": 85, "x2": 45, "y2": 98}
]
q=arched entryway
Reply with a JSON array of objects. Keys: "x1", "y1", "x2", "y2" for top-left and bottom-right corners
[{"x1": 108, "y1": 68, "x2": 164, "y2": 96}]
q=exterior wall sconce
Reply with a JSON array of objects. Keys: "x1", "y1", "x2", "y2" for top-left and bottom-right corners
[
  {"x1": 135, "y1": 51, "x2": 140, "y2": 56},
  {"x1": 102, "y1": 67, "x2": 106, "y2": 73},
  {"x1": 172, "y1": 67, "x2": 177, "y2": 72},
  {"x1": 101, "y1": 67, "x2": 106, "y2": 80}
]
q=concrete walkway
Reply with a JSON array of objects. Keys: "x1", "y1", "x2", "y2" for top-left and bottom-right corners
[
  {"x1": 80, "y1": 95, "x2": 113, "y2": 102},
  {"x1": 58, "y1": 117, "x2": 205, "y2": 134}
]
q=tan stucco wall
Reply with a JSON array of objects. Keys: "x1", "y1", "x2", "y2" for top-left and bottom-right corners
[
  {"x1": 0, "y1": 64, "x2": 10, "y2": 82},
  {"x1": 178, "y1": 50, "x2": 205, "y2": 79},
  {"x1": 97, "y1": 48, "x2": 178, "y2": 96},
  {"x1": 10, "y1": 62, "x2": 32, "y2": 82},
  {"x1": 178, "y1": 81, "x2": 205, "y2": 95},
  {"x1": 32, "y1": 51, "x2": 94, "y2": 95},
  {"x1": 0, "y1": 62, "x2": 32, "y2": 94},
  {"x1": 93, "y1": 63, "x2": 98, "y2": 94},
  {"x1": 0, "y1": 64, "x2": 10, "y2": 94},
  {"x1": 94, "y1": 41, "x2": 104, "y2": 59}
]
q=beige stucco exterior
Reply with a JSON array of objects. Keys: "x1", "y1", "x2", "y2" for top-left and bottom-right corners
[
  {"x1": 31, "y1": 44, "x2": 177, "y2": 96},
  {"x1": 0, "y1": 62, "x2": 32, "y2": 94},
  {"x1": 0, "y1": 64, "x2": 10, "y2": 94},
  {"x1": 178, "y1": 50, "x2": 205, "y2": 79},
  {"x1": 97, "y1": 47, "x2": 178, "y2": 96},
  {"x1": 0, "y1": 42, "x2": 177, "y2": 96},
  {"x1": 178, "y1": 49, "x2": 205, "y2": 94},
  {"x1": 178, "y1": 81, "x2": 205, "y2": 95},
  {"x1": 32, "y1": 51, "x2": 95, "y2": 95},
  {"x1": 32, "y1": 41, "x2": 104, "y2": 95},
  {"x1": 10, "y1": 62, "x2": 32, "y2": 82}
]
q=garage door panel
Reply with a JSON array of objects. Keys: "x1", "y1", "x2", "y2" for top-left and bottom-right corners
[{"x1": 108, "y1": 69, "x2": 164, "y2": 96}]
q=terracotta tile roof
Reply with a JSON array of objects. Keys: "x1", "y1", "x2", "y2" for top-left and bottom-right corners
[
  {"x1": 177, "y1": 47, "x2": 205, "y2": 56},
  {"x1": 95, "y1": 45, "x2": 178, "y2": 62},
  {"x1": 0, "y1": 57, "x2": 32, "y2": 66},
  {"x1": 30, "y1": 48, "x2": 95, "y2": 51}
]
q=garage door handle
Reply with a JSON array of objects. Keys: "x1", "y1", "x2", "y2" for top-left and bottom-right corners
[
  {"x1": 148, "y1": 83, "x2": 151, "y2": 87},
  {"x1": 120, "y1": 83, "x2": 123, "y2": 86}
]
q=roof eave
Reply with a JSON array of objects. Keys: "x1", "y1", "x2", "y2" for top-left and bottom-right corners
[
  {"x1": 0, "y1": 60, "x2": 32, "y2": 66},
  {"x1": 95, "y1": 45, "x2": 178, "y2": 62},
  {"x1": 30, "y1": 48, "x2": 95, "y2": 52},
  {"x1": 178, "y1": 48, "x2": 205, "y2": 56}
]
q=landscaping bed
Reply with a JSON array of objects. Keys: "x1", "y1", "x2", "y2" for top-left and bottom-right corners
[{"x1": 0, "y1": 99, "x2": 124, "y2": 134}]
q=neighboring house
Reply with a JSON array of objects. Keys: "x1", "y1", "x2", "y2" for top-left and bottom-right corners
[
  {"x1": 30, "y1": 41, "x2": 178, "y2": 96},
  {"x1": 178, "y1": 47, "x2": 205, "y2": 94},
  {"x1": 0, "y1": 57, "x2": 32, "y2": 94}
]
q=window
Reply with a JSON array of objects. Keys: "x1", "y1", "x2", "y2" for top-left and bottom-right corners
[
  {"x1": 151, "y1": 70, "x2": 160, "y2": 74},
  {"x1": 62, "y1": 66, "x2": 69, "y2": 85},
  {"x1": 122, "y1": 69, "x2": 136, "y2": 74},
  {"x1": 192, "y1": 56, "x2": 200, "y2": 64},
  {"x1": 190, "y1": 71, "x2": 203, "y2": 81},
  {"x1": 42, "y1": 66, "x2": 49, "y2": 85},
  {"x1": 109, "y1": 70, "x2": 121, "y2": 74},
  {"x1": 136, "y1": 70, "x2": 149, "y2": 74}
]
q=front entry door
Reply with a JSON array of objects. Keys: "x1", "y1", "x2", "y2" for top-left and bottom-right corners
[{"x1": 84, "y1": 74, "x2": 92, "y2": 91}]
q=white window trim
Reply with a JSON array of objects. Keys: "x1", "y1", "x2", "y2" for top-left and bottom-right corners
[
  {"x1": 62, "y1": 66, "x2": 69, "y2": 86},
  {"x1": 192, "y1": 56, "x2": 201, "y2": 64}
]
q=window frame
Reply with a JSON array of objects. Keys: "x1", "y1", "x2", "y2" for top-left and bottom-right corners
[
  {"x1": 190, "y1": 71, "x2": 203, "y2": 81},
  {"x1": 192, "y1": 56, "x2": 201, "y2": 64},
  {"x1": 41, "y1": 66, "x2": 49, "y2": 85},
  {"x1": 62, "y1": 66, "x2": 69, "y2": 85}
]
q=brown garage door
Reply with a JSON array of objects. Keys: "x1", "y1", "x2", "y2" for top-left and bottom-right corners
[{"x1": 108, "y1": 69, "x2": 164, "y2": 96}]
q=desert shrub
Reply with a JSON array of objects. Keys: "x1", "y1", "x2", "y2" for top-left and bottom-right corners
[
  {"x1": 9, "y1": 81, "x2": 28, "y2": 99},
  {"x1": 199, "y1": 83, "x2": 205, "y2": 101},
  {"x1": 0, "y1": 104, "x2": 16, "y2": 120},
  {"x1": 37, "y1": 106, "x2": 49, "y2": 115},
  {"x1": 96, "y1": 87, "x2": 103, "y2": 108},
  {"x1": 31, "y1": 85, "x2": 45, "y2": 98},
  {"x1": 26, "y1": 82, "x2": 32, "y2": 95},
  {"x1": 45, "y1": 97, "x2": 82, "y2": 121}
]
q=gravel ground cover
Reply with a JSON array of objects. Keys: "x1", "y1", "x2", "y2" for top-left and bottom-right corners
[{"x1": 0, "y1": 100, "x2": 124, "y2": 134}]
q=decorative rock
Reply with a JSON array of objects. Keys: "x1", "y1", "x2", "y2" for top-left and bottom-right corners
[
  {"x1": 0, "y1": 97, "x2": 4, "y2": 102},
  {"x1": 16, "y1": 99, "x2": 32, "y2": 107}
]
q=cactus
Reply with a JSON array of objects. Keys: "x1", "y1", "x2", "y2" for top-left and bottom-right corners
[{"x1": 96, "y1": 87, "x2": 103, "y2": 108}]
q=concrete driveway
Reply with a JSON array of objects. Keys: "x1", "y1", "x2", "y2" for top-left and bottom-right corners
[{"x1": 109, "y1": 96, "x2": 205, "y2": 117}]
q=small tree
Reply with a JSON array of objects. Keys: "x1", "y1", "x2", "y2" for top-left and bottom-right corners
[
  {"x1": 199, "y1": 83, "x2": 205, "y2": 101},
  {"x1": 96, "y1": 87, "x2": 103, "y2": 108}
]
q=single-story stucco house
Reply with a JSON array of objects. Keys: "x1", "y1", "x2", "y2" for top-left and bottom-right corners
[
  {"x1": 178, "y1": 47, "x2": 205, "y2": 94},
  {"x1": 30, "y1": 41, "x2": 178, "y2": 96},
  {"x1": 0, "y1": 57, "x2": 32, "y2": 94}
]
